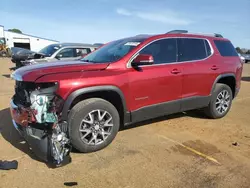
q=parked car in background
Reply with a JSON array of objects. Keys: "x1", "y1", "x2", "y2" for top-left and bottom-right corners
[
  {"x1": 10, "y1": 30, "x2": 243, "y2": 166},
  {"x1": 242, "y1": 54, "x2": 250, "y2": 63},
  {"x1": 238, "y1": 53, "x2": 246, "y2": 63},
  {"x1": 11, "y1": 43, "x2": 100, "y2": 68},
  {"x1": 93, "y1": 43, "x2": 104, "y2": 47}
]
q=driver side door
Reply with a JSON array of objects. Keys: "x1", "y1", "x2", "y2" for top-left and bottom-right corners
[{"x1": 127, "y1": 38, "x2": 183, "y2": 122}]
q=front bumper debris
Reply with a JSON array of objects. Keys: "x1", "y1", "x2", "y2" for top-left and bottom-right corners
[{"x1": 10, "y1": 83, "x2": 72, "y2": 167}]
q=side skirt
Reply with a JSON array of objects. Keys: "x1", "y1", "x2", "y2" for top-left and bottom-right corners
[
  {"x1": 181, "y1": 96, "x2": 211, "y2": 112},
  {"x1": 127, "y1": 96, "x2": 211, "y2": 125}
]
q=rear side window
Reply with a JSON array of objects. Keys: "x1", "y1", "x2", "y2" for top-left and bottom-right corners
[
  {"x1": 214, "y1": 40, "x2": 238, "y2": 57},
  {"x1": 76, "y1": 48, "x2": 91, "y2": 56},
  {"x1": 177, "y1": 38, "x2": 207, "y2": 62}
]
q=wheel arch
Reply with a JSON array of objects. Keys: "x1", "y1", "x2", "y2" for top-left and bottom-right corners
[
  {"x1": 61, "y1": 86, "x2": 130, "y2": 125},
  {"x1": 211, "y1": 73, "x2": 236, "y2": 98}
]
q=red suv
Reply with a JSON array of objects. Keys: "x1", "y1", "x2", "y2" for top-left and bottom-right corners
[{"x1": 10, "y1": 30, "x2": 243, "y2": 166}]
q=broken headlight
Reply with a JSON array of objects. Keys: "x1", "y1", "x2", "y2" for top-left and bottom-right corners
[{"x1": 30, "y1": 82, "x2": 58, "y2": 124}]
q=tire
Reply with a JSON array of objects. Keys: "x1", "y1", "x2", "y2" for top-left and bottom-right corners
[
  {"x1": 68, "y1": 98, "x2": 120, "y2": 153},
  {"x1": 204, "y1": 83, "x2": 233, "y2": 119}
]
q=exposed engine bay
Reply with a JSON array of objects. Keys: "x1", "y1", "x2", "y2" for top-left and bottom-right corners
[{"x1": 11, "y1": 81, "x2": 71, "y2": 167}]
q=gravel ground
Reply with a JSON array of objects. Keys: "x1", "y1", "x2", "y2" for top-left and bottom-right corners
[{"x1": 1, "y1": 58, "x2": 250, "y2": 188}]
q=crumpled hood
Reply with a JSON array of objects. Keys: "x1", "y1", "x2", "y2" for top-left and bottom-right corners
[{"x1": 11, "y1": 60, "x2": 110, "y2": 82}]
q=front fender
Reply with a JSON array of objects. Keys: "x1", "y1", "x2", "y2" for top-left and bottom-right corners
[{"x1": 61, "y1": 85, "x2": 128, "y2": 121}]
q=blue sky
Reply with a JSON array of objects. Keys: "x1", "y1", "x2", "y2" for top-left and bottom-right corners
[{"x1": 1, "y1": 0, "x2": 250, "y2": 48}]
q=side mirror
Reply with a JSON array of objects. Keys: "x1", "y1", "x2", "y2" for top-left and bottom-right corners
[
  {"x1": 131, "y1": 54, "x2": 154, "y2": 67},
  {"x1": 56, "y1": 54, "x2": 63, "y2": 59}
]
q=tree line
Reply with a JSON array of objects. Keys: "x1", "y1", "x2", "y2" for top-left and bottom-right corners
[{"x1": 236, "y1": 47, "x2": 250, "y2": 54}]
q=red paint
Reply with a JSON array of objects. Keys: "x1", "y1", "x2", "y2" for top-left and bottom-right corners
[
  {"x1": 132, "y1": 54, "x2": 154, "y2": 65},
  {"x1": 17, "y1": 33, "x2": 243, "y2": 112}
]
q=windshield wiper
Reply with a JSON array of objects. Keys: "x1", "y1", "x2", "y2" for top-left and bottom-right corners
[
  {"x1": 81, "y1": 59, "x2": 90, "y2": 62},
  {"x1": 81, "y1": 59, "x2": 101, "y2": 63}
]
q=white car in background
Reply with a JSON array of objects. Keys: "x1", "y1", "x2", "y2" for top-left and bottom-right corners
[
  {"x1": 242, "y1": 54, "x2": 250, "y2": 63},
  {"x1": 11, "y1": 43, "x2": 102, "y2": 68},
  {"x1": 238, "y1": 53, "x2": 246, "y2": 63}
]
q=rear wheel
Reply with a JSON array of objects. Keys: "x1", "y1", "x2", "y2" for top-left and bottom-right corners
[
  {"x1": 68, "y1": 98, "x2": 120, "y2": 153},
  {"x1": 204, "y1": 83, "x2": 233, "y2": 119}
]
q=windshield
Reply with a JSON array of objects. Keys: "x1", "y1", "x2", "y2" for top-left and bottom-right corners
[
  {"x1": 81, "y1": 37, "x2": 147, "y2": 63},
  {"x1": 39, "y1": 44, "x2": 61, "y2": 57}
]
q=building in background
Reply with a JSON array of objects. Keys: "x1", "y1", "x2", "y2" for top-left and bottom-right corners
[{"x1": 0, "y1": 25, "x2": 59, "y2": 52}]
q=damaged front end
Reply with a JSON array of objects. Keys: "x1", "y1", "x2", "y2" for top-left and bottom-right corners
[{"x1": 10, "y1": 81, "x2": 71, "y2": 167}]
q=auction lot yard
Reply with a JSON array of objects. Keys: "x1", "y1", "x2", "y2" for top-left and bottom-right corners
[{"x1": 1, "y1": 58, "x2": 250, "y2": 188}]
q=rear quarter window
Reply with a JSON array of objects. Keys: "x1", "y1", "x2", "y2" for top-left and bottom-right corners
[{"x1": 214, "y1": 40, "x2": 238, "y2": 57}]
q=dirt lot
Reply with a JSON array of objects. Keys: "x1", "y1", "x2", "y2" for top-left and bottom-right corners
[{"x1": 0, "y1": 58, "x2": 250, "y2": 188}]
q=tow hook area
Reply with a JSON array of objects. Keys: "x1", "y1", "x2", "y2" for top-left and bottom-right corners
[{"x1": 10, "y1": 82, "x2": 72, "y2": 167}]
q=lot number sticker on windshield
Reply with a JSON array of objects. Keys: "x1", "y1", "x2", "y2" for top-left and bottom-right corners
[{"x1": 124, "y1": 42, "x2": 140, "y2": 46}]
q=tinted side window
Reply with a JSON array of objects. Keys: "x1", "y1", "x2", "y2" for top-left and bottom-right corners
[
  {"x1": 139, "y1": 38, "x2": 177, "y2": 64},
  {"x1": 214, "y1": 40, "x2": 238, "y2": 57},
  {"x1": 178, "y1": 38, "x2": 207, "y2": 62},
  {"x1": 57, "y1": 48, "x2": 75, "y2": 58}
]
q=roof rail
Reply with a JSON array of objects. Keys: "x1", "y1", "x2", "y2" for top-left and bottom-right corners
[
  {"x1": 214, "y1": 33, "x2": 223, "y2": 38},
  {"x1": 166, "y1": 30, "x2": 188, "y2": 34},
  {"x1": 135, "y1": 34, "x2": 152, "y2": 37},
  {"x1": 189, "y1": 33, "x2": 224, "y2": 38},
  {"x1": 166, "y1": 30, "x2": 223, "y2": 38}
]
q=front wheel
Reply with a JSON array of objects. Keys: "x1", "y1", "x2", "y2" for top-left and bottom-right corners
[
  {"x1": 204, "y1": 83, "x2": 233, "y2": 119},
  {"x1": 68, "y1": 98, "x2": 120, "y2": 153}
]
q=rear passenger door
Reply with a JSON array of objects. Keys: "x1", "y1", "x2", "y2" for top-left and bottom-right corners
[{"x1": 177, "y1": 38, "x2": 219, "y2": 111}]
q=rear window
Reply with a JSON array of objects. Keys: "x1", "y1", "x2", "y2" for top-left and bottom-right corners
[
  {"x1": 177, "y1": 38, "x2": 207, "y2": 62},
  {"x1": 214, "y1": 40, "x2": 238, "y2": 57}
]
